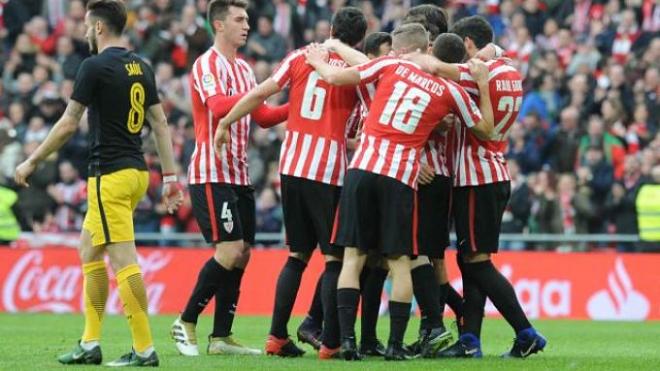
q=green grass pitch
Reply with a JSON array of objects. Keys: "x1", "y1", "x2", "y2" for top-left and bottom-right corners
[{"x1": 1, "y1": 313, "x2": 658, "y2": 370}]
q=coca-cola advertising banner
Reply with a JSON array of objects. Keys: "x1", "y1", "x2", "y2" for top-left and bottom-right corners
[{"x1": 1, "y1": 247, "x2": 658, "y2": 321}]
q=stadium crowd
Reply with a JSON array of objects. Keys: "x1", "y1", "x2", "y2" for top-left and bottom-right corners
[{"x1": 0, "y1": 0, "x2": 658, "y2": 251}]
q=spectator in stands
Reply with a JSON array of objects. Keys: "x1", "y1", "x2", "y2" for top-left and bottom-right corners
[
  {"x1": 545, "y1": 106, "x2": 581, "y2": 173},
  {"x1": 53, "y1": 36, "x2": 83, "y2": 80},
  {"x1": 47, "y1": 161, "x2": 86, "y2": 232},
  {"x1": 16, "y1": 141, "x2": 56, "y2": 228},
  {"x1": 635, "y1": 165, "x2": 660, "y2": 250},
  {"x1": 363, "y1": 31, "x2": 392, "y2": 59},
  {"x1": 563, "y1": 73, "x2": 593, "y2": 119},
  {"x1": 311, "y1": 19, "x2": 331, "y2": 43},
  {"x1": 535, "y1": 18, "x2": 559, "y2": 52},
  {"x1": 0, "y1": 125, "x2": 22, "y2": 186},
  {"x1": 529, "y1": 170, "x2": 563, "y2": 249},
  {"x1": 606, "y1": 155, "x2": 646, "y2": 251},
  {"x1": 642, "y1": 66, "x2": 659, "y2": 120},
  {"x1": 246, "y1": 15, "x2": 287, "y2": 63},
  {"x1": 578, "y1": 116, "x2": 625, "y2": 178},
  {"x1": 508, "y1": 115, "x2": 544, "y2": 175},
  {"x1": 566, "y1": 36, "x2": 601, "y2": 76},
  {"x1": 520, "y1": 73, "x2": 560, "y2": 126},
  {"x1": 23, "y1": 116, "x2": 49, "y2": 143},
  {"x1": 606, "y1": 64, "x2": 635, "y2": 115},
  {"x1": 577, "y1": 144, "x2": 614, "y2": 233},
  {"x1": 558, "y1": 173, "x2": 595, "y2": 251},
  {"x1": 255, "y1": 186, "x2": 283, "y2": 246},
  {"x1": 0, "y1": 184, "x2": 21, "y2": 244},
  {"x1": 501, "y1": 159, "x2": 531, "y2": 251},
  {"x1": 6, "y1": 102, "x2": 27, "y2": 139},
  {"x1": 522, "y1": 0, "x2": 546, "y2": 38}
]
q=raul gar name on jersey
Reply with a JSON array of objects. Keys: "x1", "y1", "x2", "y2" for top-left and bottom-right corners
[
  {"x1": 188, "y1": 47, "x2": 256, "y2": 185},
  {"x1": 350, "y1": 56, "x2": 482, "y2": 189},
  {"x1": 272, "y1": 50, "x2": 371, "y2": 186},
  {"x1": 453, "y1": 58, "x2": 523, "y2": 187}
]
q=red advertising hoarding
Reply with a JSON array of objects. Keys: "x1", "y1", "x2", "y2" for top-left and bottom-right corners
[{"x1": 0, "y1": 247, "x2": 657, "y2": 320}]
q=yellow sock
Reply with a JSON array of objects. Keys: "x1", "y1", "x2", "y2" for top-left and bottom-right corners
[
  {"x1": 116, "y1": 264, "x2": 153, "y2": 353},
  {"x1": 81, "y1": 261, "x2": 108, "y2": 342}
]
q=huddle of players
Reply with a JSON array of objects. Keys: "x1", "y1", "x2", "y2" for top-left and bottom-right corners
[{"x1": 172, "y1": 0, "x2": 547, "y2": 362}]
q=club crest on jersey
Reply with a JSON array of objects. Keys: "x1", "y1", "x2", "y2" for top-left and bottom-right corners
[
  {"x1": 202, "y1": 74, "x2": 216, "y2": 89},
  {"x1": 223, "y1": 221, "x2": 234, "y2": 233}
]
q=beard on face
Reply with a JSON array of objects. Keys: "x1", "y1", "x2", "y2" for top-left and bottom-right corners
[{"x1": 88, "y1": 34, "x2": 98, "y2": 55}]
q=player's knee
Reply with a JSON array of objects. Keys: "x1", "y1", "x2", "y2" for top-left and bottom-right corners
[
  {"x1": 410, "y1": 255, "x2": 430, "y2": 268},
  {"x1": 214, "y1": 241, "x2": 245, "y2": 268},
  {"x1": 431, "y1": 258, "x2": 449, "y2": 283},
  {"x1": 290, "y1": 251, "x2": 311, "y2": 263},
  {"x1": 461, "y1": 252, "x2": 490, "y2": 264},
  {"x1": 78, "y1": 230, "x2": 103, "y2": 263},
  {"x1": 236, "y1": 247, "x2": 251, "y2": 268},
  {"x1": 341, "y1": 257, "x2": 363, "y2": 274},
  {"x1": 386, "y1": 255, "x2": 409, "y2": 272},
  {"x1": 365, "y1": 252, "x2": 382, "y2": 268},
  {"x1": 105, "y1": 242, "x2": 138, "y2": 272},
  {"x1": 323, "y1": 252, "x2": 342, "y2": 263}
]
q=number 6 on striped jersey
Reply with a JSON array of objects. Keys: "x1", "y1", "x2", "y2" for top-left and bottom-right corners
[
  {"x1": 378, "y1": 81, "x2": 431, "y2": 134},
  {"x1": 300, "y1": 72, "x2": 327, "y2": 120},
  {"x1": 494, "y1": 96, "x2": 522, "y2": 141}
]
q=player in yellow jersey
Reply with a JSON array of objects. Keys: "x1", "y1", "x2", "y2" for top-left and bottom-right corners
[{"x1": 14, "y1": 0, "x2": 183, "y2": 367}]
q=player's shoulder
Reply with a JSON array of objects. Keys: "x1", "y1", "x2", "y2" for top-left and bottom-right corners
[
  {"x1": 192, "y1": 48, "x2": 215, "y2": 68},
  {"x1": 79, "y1": 53, "x2": 105, "y2": 71},
  {"x1": 192, "y1": 48, "x2": 229, "y2": 74},
  {"x1": 235, "y1": 56, "x2": 255, "y2": 75},
  {"x1": 278, "y1": 47, "x2": 307, "y2": 68},
  {"x1": 360, "y1": 55, "x2": 401, "y2": 70},
  {"x1": 488, "y1": 58, "x2": 521, "y2": 78},
  {"x1": 327, "y1": 51, "x2": 350, "y2": 68}
]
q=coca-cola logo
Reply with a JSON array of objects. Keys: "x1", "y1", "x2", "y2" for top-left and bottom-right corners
[{"x1": 2, "y1": 250, "x2": 172, "y2": 314}]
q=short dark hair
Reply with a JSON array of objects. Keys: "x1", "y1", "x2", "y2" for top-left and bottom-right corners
[
  {"x1": 364, "y1": 32, "x2": 392, "y2": 56},
  {"x1": 87, "y1": 0, "x2": 127, "y2": 35},
  {"x1": 331, "y1": 7, "x2": 367, "y2": 47},
  {"x1": 450, "y1": 15, "x2": 494, "y2": 49},
  {"x1": 391, "y1": 23, "x2": 429, "y2": 53},
  {"x1": 402, "y1": 4, "x2": 448, "y2": 41},
  {"x1": 208, "y1": 0, "x2": 248, "y2": 25},
  {"x1": 432, "y1": 33, "x2": 466, "y2": 63}
]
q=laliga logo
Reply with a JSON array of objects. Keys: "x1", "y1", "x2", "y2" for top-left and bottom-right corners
[
  {"x1": 587, "y1": 258, "x2": 649, "y2": 321},
  {"x1": 2, "y1": 250, "x2": 172, "y2": 314}
]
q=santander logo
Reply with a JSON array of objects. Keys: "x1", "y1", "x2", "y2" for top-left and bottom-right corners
[
  {"x1": 2, "y1": 250, "x2": 172, "y2": 314},
  {"x1": 587, "y1": 258, "x2": 650, "y2": 320}
]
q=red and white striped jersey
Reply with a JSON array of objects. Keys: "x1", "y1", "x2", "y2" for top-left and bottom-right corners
[
  {"x1": 188, "y1": 47, "x2": 256, "y2": 185},
  {"x1": 612, "y1": 27, "x2": 641, "y2": 64},
  {"x1": 420, "y1": 130, "x2": 451, "y2": 177},
  {"x1": 452, "y1": 58, "x2": 523, "y2": 186},
  {"x1": 350, "y1": 65, "x2": 452, "y2": 178},
  {"x1": 350, "y1": 57, "x2": 483, "y2": 189},
  {"x1": 272, "y1": 50, "x2": 368, "y2": 186}
]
